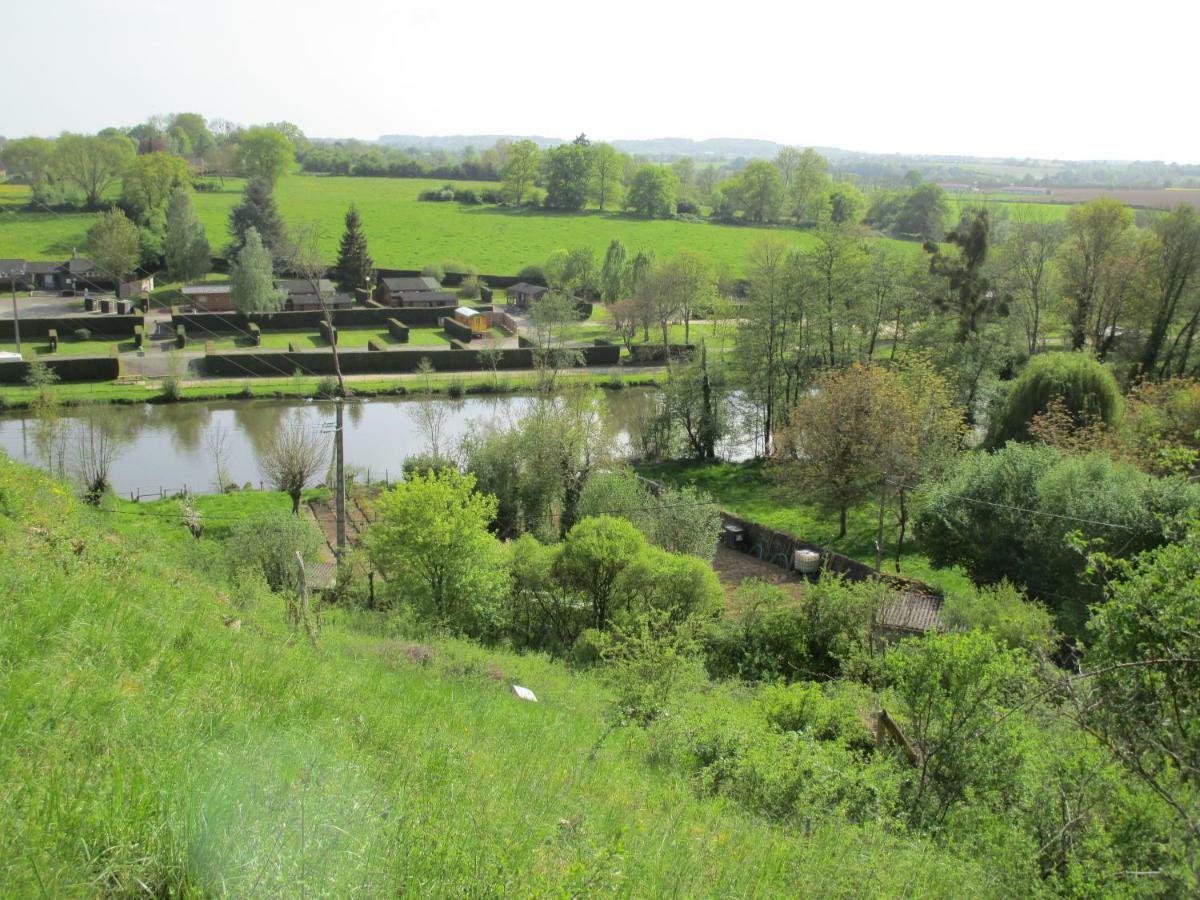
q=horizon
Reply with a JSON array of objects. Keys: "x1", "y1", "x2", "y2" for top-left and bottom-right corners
[{"x1": 5, "y1": 0, "x2": 1198, "y2": 165}]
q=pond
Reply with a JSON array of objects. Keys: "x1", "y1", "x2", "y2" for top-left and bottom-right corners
[{"x1": 0, "y1": 390, "x2": 664, "y2": 497}]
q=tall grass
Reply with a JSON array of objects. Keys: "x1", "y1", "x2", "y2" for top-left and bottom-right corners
[{"x1": 0, "y1": 457, "x2": 993, "y2": 895}]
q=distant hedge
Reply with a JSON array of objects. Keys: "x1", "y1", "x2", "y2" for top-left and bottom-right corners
[
  {"x1": 0, "y1": 355, "x2": 120, "y2": 384},
  {"x1": 386, "y1": 319, "x2": 409, "y2": 343},
  {"x1": 0, "y1": 314, "x2": 144, "y2": 340}
]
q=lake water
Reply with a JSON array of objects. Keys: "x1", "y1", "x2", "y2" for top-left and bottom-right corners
[{"x1": 0, "y1": 390, "x2": 662, "y2": 497}]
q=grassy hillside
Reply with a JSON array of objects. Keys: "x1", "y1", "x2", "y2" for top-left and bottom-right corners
[
  {"x1": 0, "y1": 457, "x2": 991, "y2": 896},
  {"x1": 1, "y1": 175, "x2": 925, "y2": 276}
]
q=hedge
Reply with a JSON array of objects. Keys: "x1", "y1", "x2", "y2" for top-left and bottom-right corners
[
  {"x1": 0, "y1": 355, "x2": 121, "y2": 384},
  {"x1": 175, "y1": 325, "x2": 187, "y2": 349},
  {"x1": 47, "y1": 329, "x2": 58, "y2": 353},
  {"x1": 319, "y1": 319, "x2": 337, "y2": 345},
  {"x1": 449, "y1": 338, "x2": 470, "y2": 350},
  {"x1": 386, "y1": 319, "x2": 409, "y2": 343},
  {"x1": 367, "y1": 339, "x2": 385, "y2": 352},
  {"x1": 134, "y1": 325, "x2": 144, "y2": 349},
  {"x1": 248, "y1": 323, "x2": 262, "y2": 346},
  {"x1": 0, "y1": 314, "x2": 144, "y2": 340},
  {"x1": 443, "y1": 316, "x2": 473, "y2": 343},
  {"x1": 170, "y1": 306, "x2": 473, "y2": 334}
]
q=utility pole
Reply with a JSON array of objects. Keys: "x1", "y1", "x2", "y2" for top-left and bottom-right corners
[
  {"x1": 7, "y1": 269, "x2": 19, "y2": 354},
  {"x1": 335, "y1": 395, "x2": 346, "y2": 557}
]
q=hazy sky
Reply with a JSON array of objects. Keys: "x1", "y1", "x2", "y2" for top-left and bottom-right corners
[{"x1": 6, "y1": 0, "x2": 1197, "y2": 162}]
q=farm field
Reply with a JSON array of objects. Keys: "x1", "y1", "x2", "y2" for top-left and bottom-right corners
[{"x1": 2, "y1": 175, "x2": 925, "y2": 276}]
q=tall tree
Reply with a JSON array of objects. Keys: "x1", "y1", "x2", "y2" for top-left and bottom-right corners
[
  {"x1": 229, "y1": 227, "x2": 285, "y2": 315},
  {"x1": 737, "y1": 161, "x2": 785, "y2": 223},
  {"x1": 1059, "y1": 199, "x2": 1134, "y2": 351},
  {"x1": 121, "y1": 152, "x2": 192, "y2": 224},
  {"x1": 807, "y1": 225, "x2": 867, "y2": 366},
  {"x1": 600, "y1": 238, "x2": 629, "y2": 304},
  {"x1": 998, "y1": 216, "x2": 1064, "y2": 355},
  {"x1": 543, "y1": 143, "x2": 592, "y2": 210},
  {"x1": 925, "y1": 208, "x2": 1007, "y2": 341},
  {"x1": 54, "y1": 133, "x2": 135, "y2": 209},
  {"x1": 501, "y1": 139, "x2": 541, "y2": 204},
  {"x1": 1139, "y1": 206, "x2": 1200, "y2": 378},
  {"x1": 589, "y1": 143, "x2": 624, "y2": 211},
  {"x1": 234, "y1": 127, "x2": 294, "y2": 185},
  {"x1": 1, "y1": 137, "x2": 58, "y2": 205},
  {"x1": 333, "y1": 204, "x2": 374, "y2": 294},
  {"x1": 227, "y1": 177, "x2": 286, "y2": 259},
  {"x1": 787, "y1": 148, "x2": 831, "y2": 225},
  {"x1": 85, "y1": 207, "x2": 141, "y2": 282},
  {"x1": 168, "y1": 112, "x2": 214, "y2": 158},
  {"x1": 164, "y1": 188, "x2": 210, "y2": 282},
  {"x1": 894, "y1": 182, "x2": 950, "y2": 241},
  {"x1": 625, "y1": 165, "x2": 677, "y2": 218}
]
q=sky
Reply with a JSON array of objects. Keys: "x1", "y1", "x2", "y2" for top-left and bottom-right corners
[{"x1": 5, "y1": 0, "x2": 1197, "y2": 163}]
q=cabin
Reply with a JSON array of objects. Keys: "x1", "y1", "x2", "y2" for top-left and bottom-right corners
[
  {"x1": 454, "y1": 306, "x2": 489, "y2": 336},
  {"x1": 5, "y1": 257, "x2": 117, "y2": 293},
  {"x1": 119, "y1": 275, "x2": 155, "y2": 299},
  {"x1": 507, "y1": 282, "x2": 549, "y2": 308},
  {"x1": 181, "y1": 283, "x2": 234, "y2": 312},
  {"x1": 0, "y1": 260, "x2": 25, "y2": 290},
  {"x1": 392, "y1": 290, "x2": 457, "y2": 309},
  {"x1": 278, "y1": 279, "x2": 354, "y2": 311},
  {"x1": 377, "y1": 275, "x2": 443, "y2": 305}
]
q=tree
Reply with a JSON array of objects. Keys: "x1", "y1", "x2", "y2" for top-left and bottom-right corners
[
  {"x1": 737, "y1": 161, "x2": 785, "y2": 223},
  {"x1": 625, "y1": 165, "x2": 677, "y2": 218},
  {"x1": 230, "y1": 228, "x2": 285, "y2": 315},
  {"x1": 1138, "y1": 206, "x2": 1200, "y2": 378},
  {"x1": 1, "y1": 137, "x2": 58, "y2": 204},
  {"x1": 333, "y1": 204, "x2": 374, "y2": 294},
  {"x1": 73, "y1": 407, "x2": 122, "y2": 504},
  {"x1": 227, "y1": 177, "x2": 286, "y2": 259},
  {"x1": 542, "y1": 142, "x2": 592, "y2": 210},
  {"x1": 989, "y1": 351, "x2": 1122, "y2": 445},
  {"x1": 787, "y1": 148, "x2": 831, "y2": 225},
  {"x1": 664, "y1": 341, "x2": 729, "y2": 461},
  {"x1": 86, "y1": 207, "x2": 141, "y2": 282},
  {"x1": 600, "y1": 238, "x2": 628, "y2": 304},
  {"x1": 120, "y1": 152, "x2": 192, "y2": 224},
  {"x1": 234, "y1": 127, "x2": 294, "y2": 184},
  {"x1": 894, "y1": 182, "x2": 949, "y2": 241},
  {"x1": 164, "y1": 188, "x2": 210, "y2": 282},
  {"x1": 589, "y1": 142, "x2": 624, "y2": 211},
  {"x1": 925, "y1": 208, "x2": 1007, "y2": 340},
  {"x1": 169, "y1": 112, "x2": 215, "y2": 159},
  {"x1": 54, "y1": 133, "x2": 135, "y2": 209},
  {"x1": 366, "y1": 468, "x2": 508, "y2": 625},
  {"x1": 258, "y1": 414, "x2": 329, "y2": 514},
  {"x1": 226, "y1": 511, "x2": 324, "y2": 592},
  {"x1": 1083, "y1": 527, "x2": 1200, "y2": 881},
  {"x1": 807, "y1": 225, "x2": 867, "y2": 366},
  {"x1": 1059, "y1": 199, "x2": 1134, "y2": 351},
  {"x1": 772, "y1": 363, "x2": 910, "y2": 539},
  {"x1": 501, "y1": 139, "x2": 540, "y2": 204},
  {"x1": 827, "y1": 181, "x2": 866, "y2": 225},
  {"x1": 998, "y1": 216, "x2": 1064, "y2": 355},
  {"x1": 555, "y1": 516, "x2": 646, "y2": 631}
]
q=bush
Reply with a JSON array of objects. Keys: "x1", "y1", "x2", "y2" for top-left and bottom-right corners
[
  {"x1": 248, "y1": 322, "x2": 262, "y2": 346},
  {"x1": 160, "y1": 376, "x2": 182, "y2": 402},
  {"x1": 458, "y1": 275, "x2": 482, "y2": 300},
  {"x1": 73, "y1": 328, "x2": 91, "y2": 341},
  {"x1": 175, "y1": 325, "x2": 186, "y2": 349},
  {"x1": 315, "y1": 376, "x2": 340, "y2": 399},
  {"x1": 447, "y1": 378, "x2": 465, "y2": 398},
  {"x1": 421, "y1": 263, "x2": 445, "y2": 282},
  {"x1": 480, "y1": 189, "x2": 504, "y2": 204},
  {"x1": 940, "y1": 580, "x2": 1057, "y2": 653},
  {"x1": 675, "y1": 198, "x2": 700, "y2": 215},
  {"x1": 418, "y1": 186, "x2": 454, "y2": 202},
  {"x1": 990, "y1": 352, "x2": 1122, "y2": 445},
  {"x1": 441, "y1": 259, "x2": 476, "y2": 277},
  {"x1": 515, "y1": 264, "x2": 545, "y2": 283},
  {"x1": 452, "y1": 188, "x2": 480, "y2": 205},
  {"x1": 401, "y1": 453, "x2": 457, "y2": 480},
  {"x1": 225, "y1": 511, "x2": 324, "y2": 592},
  {"x1": 757, "y1": 682, "x2": 875, "y2": 753}
]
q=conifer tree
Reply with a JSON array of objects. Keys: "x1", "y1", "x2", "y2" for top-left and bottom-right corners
[
  {"x1": 227, "y1": 177, "x2": 285, "y2": 261},
  {"x1": 164, "y1": 187, "x2": 210, "y2": 282},
  {"x1": 333, "y1": 204, "x2": 374, "y2": 293}
]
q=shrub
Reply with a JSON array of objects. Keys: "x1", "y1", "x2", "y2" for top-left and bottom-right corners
[
  {"x1": 417, "y1": 186, "x2": 454, "y2": 202},
  {"x1": 757, "y1": 682, "x2": 875, "y2": 752},
  {"x1": 481, "y1": 189, "x2": 504, "y2": 204},
  {"x1": 515, "y1": 264, "x2": 545, "y2": 283},
  {"x1": 315, "y1": 376, "x2": 340, "y2": 399},
  {"x1": 225, "y1": 510, "x2": 324, "y2": 592},
  {"x1": 990, "y1": 352, "x2": 1122, "y2": 445},
  {"x1": 133, "y1": 325, "x2": 144, "y2": 348},
  {"x1": 458, "y1": 275, "x2": 482, "y2": 300},
  {"x1": 452, "y1": 188, "x2": 480, "y2": 205},
  {"x1": 447, "y1": 378, "x2": 465, "y2": 398},
  {"x1": 441, "y1": 259, "x2": 475, "y2": 277},
  {"x1": 401, "y1": 453, "x2": 457, "y2": 480},
  {"x1": 940, "y1": 580, "x2": 1057, "y2": 653},
  {"x1": 421, "y1": 263, "x2": 446, "y2": 282},
  {"x1": 73, "y1": 328, "x2": 92, "y2": 341},
  {"x1": 160, "y1": 376, "x2": 182, "y2": 402},
  {"x1": 675, "y1": 197, "x2": 700, "y2": 215},
  {"x1": 175, "y1": 325, "x2": 186, "y2": 349},
  {"x1": 248, "y1": 322, "x2": 262, "y2": 346}
]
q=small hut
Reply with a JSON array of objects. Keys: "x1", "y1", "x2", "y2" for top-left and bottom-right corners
[{"x1": 454, "y1": 306, "x2": 489, "y2": 336}]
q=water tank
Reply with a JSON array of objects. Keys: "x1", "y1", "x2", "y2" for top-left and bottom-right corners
[{"x1": 794, "y1": 549, "x2": 821, "y2": 574}]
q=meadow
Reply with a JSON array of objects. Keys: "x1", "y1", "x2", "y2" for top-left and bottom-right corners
[
  {"x1": 0, "y1": 456, "x2": 994, "y2": 896},
  {"x1": 1, "y1": 175, "x2": 927, "y2": 276}
]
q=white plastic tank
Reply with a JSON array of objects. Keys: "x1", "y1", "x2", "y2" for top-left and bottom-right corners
[{"x1": 794, "y1": 549, "x2": 821, "y2": 574}]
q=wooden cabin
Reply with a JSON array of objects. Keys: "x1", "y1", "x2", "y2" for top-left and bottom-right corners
[{"x1": 454, "y1": 306, "x2": 489, "y2": 336}]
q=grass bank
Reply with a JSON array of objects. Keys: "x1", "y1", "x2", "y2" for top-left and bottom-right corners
[{"x1": 0, "y1": 457, "x2": 992, "y2": 895}]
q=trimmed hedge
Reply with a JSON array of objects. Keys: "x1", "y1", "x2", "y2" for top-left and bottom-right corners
[
  {"x1": 205, "y1": 340, "x2": 215, "y2": 355},
  {"x1": 386, "y1": 318, "x2": 409, "y2": 343},
  {"x1": 449, "y1": 338, "x2": 470, "y2": 350},
  {"x1": 98, "y1": 299, "x2": 112, "y2": 314},
  {"x1": 0, "y1": 314, "x2": 143, "y2": 340},
  {"x1": 443, "y1": 316, "x2": 473, "y2": 343},
  {"x1": 134, "y1": 325, "x2": 144, "y2": 349},
  {"x1": 319, "y1": 319, "x2": 337, "y2": 345},
  {"x1": 175, "y1": 325, "x2": 186, "y2": 349},
  {"x1": 367, "y1": 339, "x2": 385, "y2": 352},
  {"x1": 84, "y1": 297, "x2": 96, "y2": 312},
  {"x1": 47, "y1": 329, "x2": 58, "y2": 353},
  {"x1": 628, "y1": 343, "x2": 695, "y2": 364},
  {"x1": 170, "y1": 306, "x2": 472, "y2": 334},
  {"x1": 248, "y1": 323, "x2": 262, "y2": 346},
  {"x1": 0, "y1": 355, "x2": 120, "y2": 384}
]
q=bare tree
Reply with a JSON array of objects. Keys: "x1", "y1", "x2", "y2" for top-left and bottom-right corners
[
  {"x1": 413, "y1": 400, "x2": 450, "y2": 459},
  {"x1": 286, "y1": 223, "x2": 346, "y2": 393},
  {"x1": 74, "y1": 407, "x2": 121, "y2": 504},
  {"x1": 258, "y1": 414, "x2": 330, "y2": 514},
  {"x1": 205, "y1": 426, "x2": 231, "y2": 492}
]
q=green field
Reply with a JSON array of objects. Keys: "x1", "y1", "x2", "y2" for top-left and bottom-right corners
[
  {"x1": 0, "y1": 457, "x2": 989, "y2": 895},
  {"x1": 1, "y1": 175, "x2": 929, "y2": 277},
  {"x1": 637, "y1": 459, "x2": 972, "y2": 595}
]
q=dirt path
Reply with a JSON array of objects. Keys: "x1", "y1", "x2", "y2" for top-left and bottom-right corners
[{"x1": 711, "y1": 544, "x2": 807, "y2": 607}]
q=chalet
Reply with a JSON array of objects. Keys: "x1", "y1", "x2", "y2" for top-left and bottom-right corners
[
  {"x1": 507, "y1": 282, "x2": 549, "y2": 307},
  {"x1": 181, "y1": 283, "x2": 235, "y2": 312},
  {"x1": 377, "y1": 275, "x2": 443, "y2": 305},
  {"x1": 1, "y1": 257, "x2": 117, "y2": 293},
  {"x1": 0, "y1": 260, "x2": 25, "y2": 290},
  {"x1": 278, "y1": 279, "x2": 354, "y2": 311},
  {"x1": 119, "y1": 275, "x2": 155, "y2": 299},
  {"x1": 454, "y1": 306, "x2": 489, "y2": 336},
  {"x1": 393, "y1": 290, "x2": 457, "y2": 309}
]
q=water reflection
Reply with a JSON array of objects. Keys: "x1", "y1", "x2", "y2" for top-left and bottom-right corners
[{"x1": 0, "y1": 389, "x2": 660, "y2": 496}]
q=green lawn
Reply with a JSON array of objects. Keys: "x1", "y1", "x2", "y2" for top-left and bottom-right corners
[
  {"x1": 637, "y1": 459, "x2": 972, "y2": 595},
  {"x1": 2, "y1": 175, "x2": 926, "y2": 276},
  {"x1": 0, "y1": 337, "x2": 131, "y2": 356}
]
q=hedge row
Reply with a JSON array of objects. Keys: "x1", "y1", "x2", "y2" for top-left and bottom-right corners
[
  {"x1": 170, "y1": 306, "x2": 481, "y2": 334},
  {"x1": 319, "y1": 319, "x2": 337, "y2": 345},
  {"x1": 202, "y1": 343, "x2": 620, "y2": 377},
  {"x1": 248, "y1": 323, "x2": 261, "y2": 346},
  {"x1": 0, "y1": 314, "x2": 144, "y2": 339},
  {"x1": 386, "y1": 319, "x2": 409, "y2": 343},
  {"x1": 0, "y1": 355, "x2": 121, "y2": 384},
  {"x1": 443, "y1": 316, "x2": 473, "y2": 343},
  {"x1": 134, "y1": 325, "x2": 144, "y2": 349}
]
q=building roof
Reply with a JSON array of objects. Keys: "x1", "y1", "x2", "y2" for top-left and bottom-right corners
[
  {"x1": 876, "y1": 593, "x2": 944, "y2": 635},
  {"x1": 455, "y1": 306, "x2": 482, "y2": 318},
  {"x1": 278, "y1": 278, "x2": 335, "y2": 296},
  {"x1": 509, "y1": 282, "x2": 548, "y2": 296},
  {"x1": 65, "y1": 257, "x2": 99, "y2": 275},
  {"x1": 23, "y1": 261, "x2": 61, "y2": 274},
  {"x1": 397, "y1": 290, "x2": 456, "y2": 305},
  {"x1": 0, "y1": 260, "x2": 25, "y2": 275},
  {"x1": 181, "y1": 283, "x2": 233, "y2": 295},
  {"x1": 289, "y1": 292, "x2": 354, "y2": 309},
  {"x1": 382, "y1": 276, "x2": 441, "y2": 293}
]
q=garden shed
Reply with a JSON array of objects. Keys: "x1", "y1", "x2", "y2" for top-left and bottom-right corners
[{"x1": 454, "y1": 306, "x2": 489, "y2": 336}]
